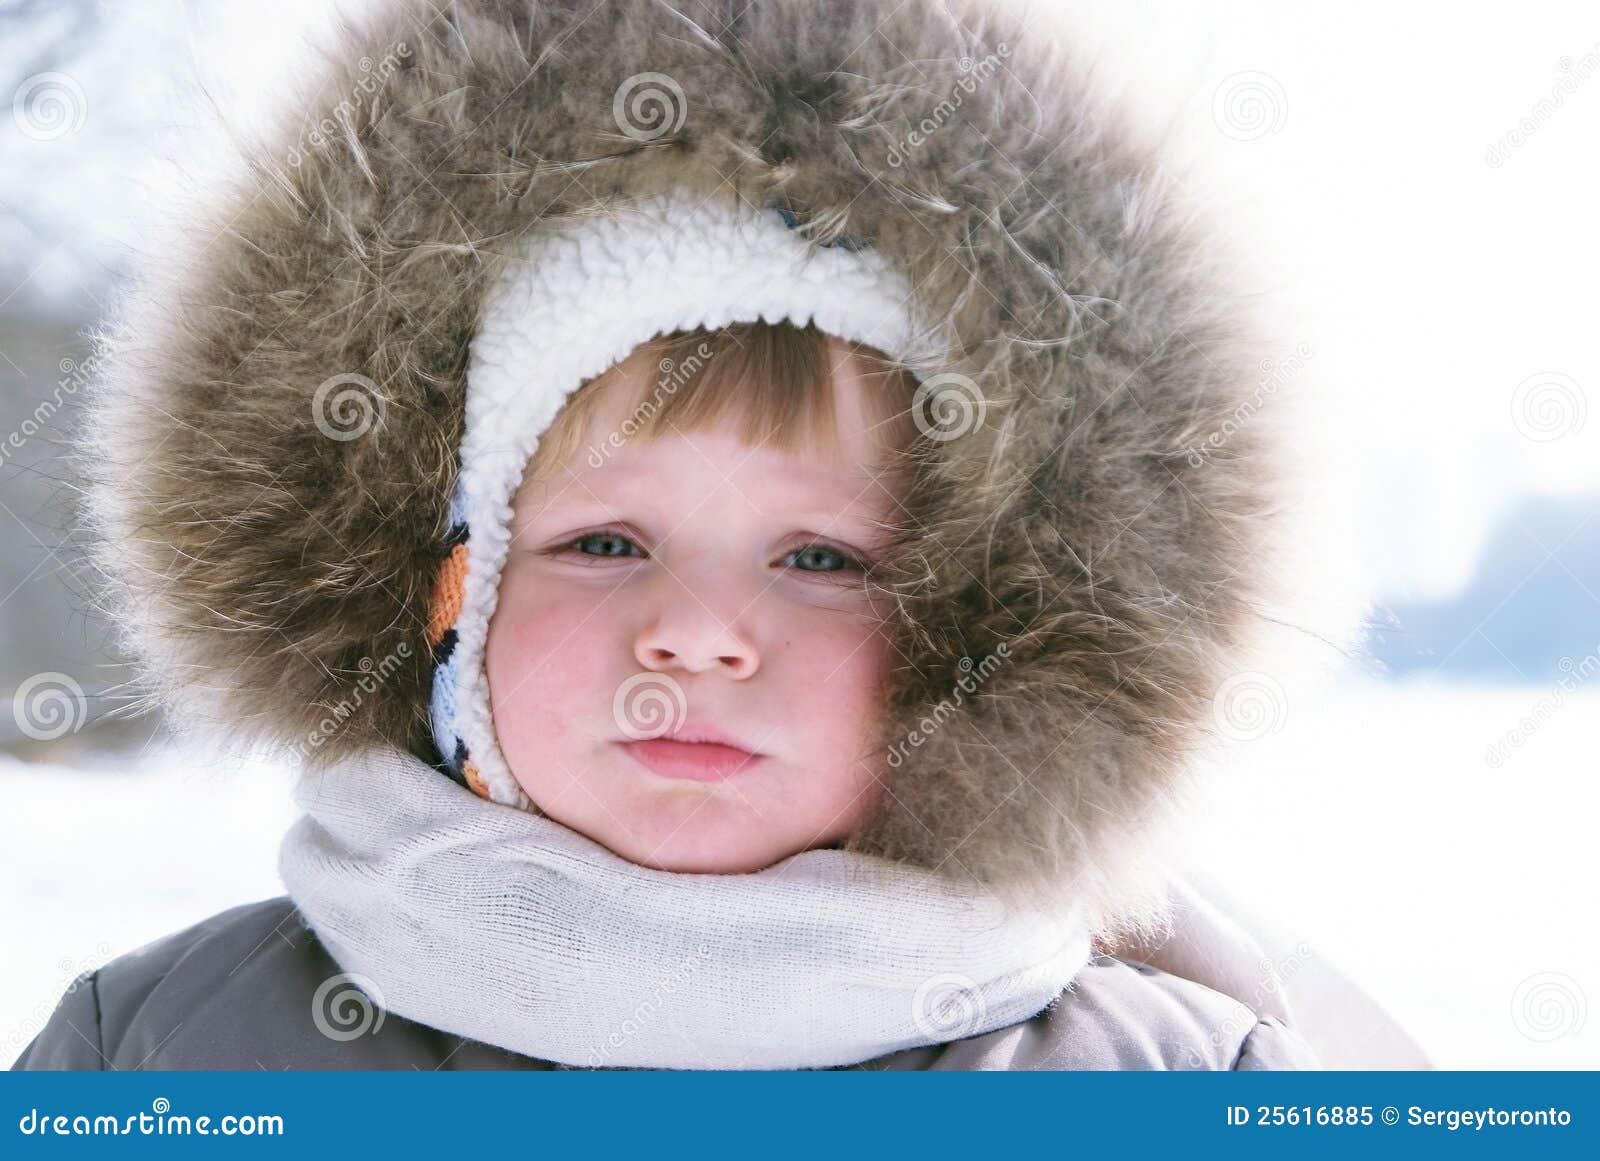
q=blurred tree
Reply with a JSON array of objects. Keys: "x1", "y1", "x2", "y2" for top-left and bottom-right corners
[{"x1": 0, "y1": 0, "x2": 199, "y2": 761}]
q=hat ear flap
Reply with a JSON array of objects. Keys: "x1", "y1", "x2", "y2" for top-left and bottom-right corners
[{"x1": 427, "y1": 489, "x2": 490, "y2": 799}]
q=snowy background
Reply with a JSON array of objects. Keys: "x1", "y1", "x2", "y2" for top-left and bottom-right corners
[{"x1": 2, "y1": 0, "x2": 1596, "y2": 1068}]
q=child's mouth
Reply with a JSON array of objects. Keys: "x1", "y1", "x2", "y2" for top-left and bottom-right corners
[{"x1": 616, "y1": 738, "x2": 764, "y2": 783}]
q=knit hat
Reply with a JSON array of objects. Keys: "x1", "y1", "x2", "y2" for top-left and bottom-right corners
[{"x1": 425, "y1": 185, "x2": 942, "y2": 805}]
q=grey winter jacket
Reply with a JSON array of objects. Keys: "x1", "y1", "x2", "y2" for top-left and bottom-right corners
[{"x1": 13, "y1": 897, "x2": 1317, "y2": 1070}]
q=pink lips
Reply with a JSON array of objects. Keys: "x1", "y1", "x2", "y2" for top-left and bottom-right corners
[{"x1": 617, "y1": 736, "x2": 764, "y2": 782}]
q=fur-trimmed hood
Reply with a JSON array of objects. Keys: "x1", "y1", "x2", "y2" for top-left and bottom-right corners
[{"x1": 80, "y1": 0, "x2": 1282, "y2": 930}]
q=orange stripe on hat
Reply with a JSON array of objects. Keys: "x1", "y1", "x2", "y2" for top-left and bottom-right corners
[{"x1": 426, "y1": 541, "x2": 467, "y2": 650}]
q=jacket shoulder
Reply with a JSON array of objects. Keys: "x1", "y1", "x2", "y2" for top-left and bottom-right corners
[
  {"x1": 13, "y1": 896, "x2": 303, "y2": 1069},
  {"x1": 10, "y1": 896, "x2": 533, "y2": 1070},
  {"x1": 1233, "y1": 1015, "x2": 1321, "y2": 1070},
  {"x1": 888, "y1": 955, "x2": 1320, "y2": 1070},
  {"x1": 1042, "y1": 956, "x2": 1320, "y2": 1070},
  {"x1": 10, "y1": 962, "x2": 103, "y2": 1069}
]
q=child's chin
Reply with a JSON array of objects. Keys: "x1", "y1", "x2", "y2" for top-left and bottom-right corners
[
  {"x1": 529, "y1": 771, "x2": 825, "y2": 873},
  {"x1": 604, "y1": 818, "x2": 804, "y2": 876}
]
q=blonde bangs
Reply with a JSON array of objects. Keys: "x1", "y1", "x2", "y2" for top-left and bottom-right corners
[{"x1": 525, "y1": 321, "x2": 917, "y2": 483}]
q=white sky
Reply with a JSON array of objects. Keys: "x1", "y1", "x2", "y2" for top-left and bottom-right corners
[{"x1": 1049, "y1": 0, "x2": 1600, "y2": 600}]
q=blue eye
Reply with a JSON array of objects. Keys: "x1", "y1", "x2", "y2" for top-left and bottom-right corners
[
  {"x1": 786, "y1": 544, "x2": 859, "y2": 573},
  {"x1": 573, "y1": 532, "x2": 641, "y2": 558}
]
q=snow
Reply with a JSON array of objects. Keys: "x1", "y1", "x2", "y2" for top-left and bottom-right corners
[
  {"x1": 1181, "y1": 678, "x2": 1599, "y2": 1069},
  {"x1": 4, "y1": 679, "x2": 1596, "y2": 1069},
  {"x1": 2, "y1": 745, "x2": 299, "y2": 1067}
]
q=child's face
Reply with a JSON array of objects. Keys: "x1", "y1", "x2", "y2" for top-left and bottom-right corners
[{"x1": 485, "y1": 340, "x2": 906, "y2": 874}]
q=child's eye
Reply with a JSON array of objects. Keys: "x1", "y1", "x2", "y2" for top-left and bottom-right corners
[
  {"x1": 783, "y1": 543, "x2": 864, "y2": 574},
  {"x1": 569, "y1": 531, "x2": 644, "y2": 559}
]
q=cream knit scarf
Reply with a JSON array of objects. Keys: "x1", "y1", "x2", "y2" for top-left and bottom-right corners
[{"x1": 278, "y1": 745, "x2": 1093, "y2": 1070}]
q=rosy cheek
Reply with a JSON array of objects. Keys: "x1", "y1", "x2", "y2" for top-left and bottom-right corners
[
  {"x1": 785, "y1": 615, "x2": 891, "y2": 741},
  {"x1": 488, "y1": 590, "x2": 613, "y2": 741},
  {"x1": 501, "y1": 599, "x2": 596, "y2": 671}
]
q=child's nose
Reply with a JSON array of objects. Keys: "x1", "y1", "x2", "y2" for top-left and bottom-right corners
[{"x1": 633, "y1": 603, "x2": 760, "y2": 680}]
